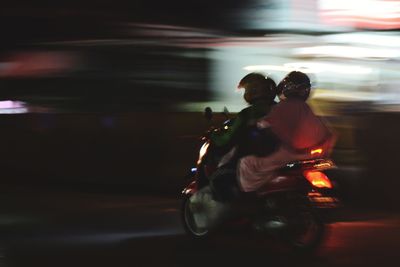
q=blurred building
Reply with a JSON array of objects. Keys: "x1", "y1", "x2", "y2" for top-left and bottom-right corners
[{"x1": 0, "y1": 1, "x2": 400, "y2": 206}]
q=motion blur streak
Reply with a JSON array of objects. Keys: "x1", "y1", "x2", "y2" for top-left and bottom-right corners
[
  {"x1": 1, "y1": 2, "x2": 400, "y2": 261},
  {"x1": 244, "y1": 63, "x2": 372, "y2": 75},
  {"x1": 0, "y1": 100, "x2": 28, "y2": 114},
  {"x1": 293, "y1": 45, "x2": 400, "y2": 59},
  {"x1": 25, "y1": 230, "x2": 184, "y2": 245},
  {"x1": 320, "y1": 0, "x2": 400, "y2": 29}
]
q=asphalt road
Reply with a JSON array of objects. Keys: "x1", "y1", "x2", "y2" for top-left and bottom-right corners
[{"x1": 0, "y1": 188, "x2": 399, "y2": 267}]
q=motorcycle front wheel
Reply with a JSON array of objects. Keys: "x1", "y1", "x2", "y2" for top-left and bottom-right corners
[{"x1": 181, "y1": 195, "x2": 210, "y2": 239}]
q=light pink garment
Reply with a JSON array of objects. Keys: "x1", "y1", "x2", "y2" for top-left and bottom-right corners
[{"x1": 264, "y1": 99, "x2": 332, "y2": 150}]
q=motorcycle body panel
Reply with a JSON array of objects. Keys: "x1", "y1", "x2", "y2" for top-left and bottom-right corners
[{"x1": 256, "y1": 174, "x2": 309, "y2": 196}]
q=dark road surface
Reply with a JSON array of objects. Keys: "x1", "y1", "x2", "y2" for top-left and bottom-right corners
[{"x1": 1, "y1": 187, "x2": 400, "y2": 267}]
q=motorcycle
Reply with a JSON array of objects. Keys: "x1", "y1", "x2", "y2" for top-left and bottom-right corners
[{"x1": 181, "y1": 107, "x2": 340, "y2": 252}]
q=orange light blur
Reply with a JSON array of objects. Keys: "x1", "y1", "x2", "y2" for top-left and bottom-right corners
[
  {"x1": 304, "y1": 171, "x2": 332, "y2": 189},
  {"x1": 311, "y1": 148, "x2": 323, "y2": 155},
  {"x1": 197, "y1": 142, "x2": 210, "y2": 165}
]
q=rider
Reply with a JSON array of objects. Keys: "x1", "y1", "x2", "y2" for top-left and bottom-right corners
[
  {"x1": 209, "y1": 72, "x2": 278, "y2": 200},
  {"x1": 189, "y1": 73, "x2": 277, "y2": 230},
  {"x1": 238, "y1": 71, "x2": 336, "y2": 192}
]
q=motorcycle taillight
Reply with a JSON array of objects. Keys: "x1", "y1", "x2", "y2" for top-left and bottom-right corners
[
  {"x1": 304, "y1": 170, "x2": 333, "y2": 189},
  {"x1": 310, "y1": 148, "x2": 323, "y2": 156}
]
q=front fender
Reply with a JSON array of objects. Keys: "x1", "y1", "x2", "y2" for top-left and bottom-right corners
[{"x1": 182, "y1": 180, "x2": 198, "y2": 196}]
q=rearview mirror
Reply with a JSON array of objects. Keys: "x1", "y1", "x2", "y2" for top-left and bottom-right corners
[
  {"x1": 223, "y1": 106, "x2": 229, "y2": 115},
  {"x1": 223, "y1": 106, "x2": 229, "y2": 119},
  {"x1": 204, "y1": 107, "x2": 213, "y2": 121}
]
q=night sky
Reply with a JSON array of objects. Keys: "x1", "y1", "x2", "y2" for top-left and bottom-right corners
[{"x1": 0, "y1": 0, "x2": 247, "y2": 47}]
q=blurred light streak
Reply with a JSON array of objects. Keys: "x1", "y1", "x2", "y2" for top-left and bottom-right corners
[
  {"x1": 243, "y1": 65, "x2": 310, "y2": 73},
  {"x1": 0, "y1": 51, "x2": 77, "y2": 77},
  {"x1": 63, "y1": 230, "x2": 184, "y2": 244},
  {"x1": 323, "y1": 33, "x2": 400, "y2": 48},
  {"x1": 244, "y1": 63, "x2": 372, "y2": 75},
  {"x1": 0, "y1": 100, "x2": 28, "y2": 114},
  {"x1": 0, "y1": 100, "x2": 23, "y2": 109},
  {"x1": 22, "y1": 230, "x2": 184, "y2": 245},
  {"x1": 327, "y1": 18, "x2": 400, "y2": 29},
  {"x1": 320, "y1": 0, "x2": 400, "y2": 19},
  {"x1": 285, "y1": 62, "x2": 372, "y2": 74},
  {"x1": 0, "y1": 108, "x2": 28, "y2": 114},
  {"x1": 312, "y1": 90, "x2": 378, "y2": 102},
  {"x1": 293, "y1": 45, "x2": 400, "y2": 59},
  {"x1": 131, "y1": 23, "x2": 219, "y2": 38},
  {"x1": 320, "y1": 0, "x2": 400, "y2": 29}
]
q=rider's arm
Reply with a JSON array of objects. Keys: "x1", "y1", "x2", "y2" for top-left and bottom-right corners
[{"x1": 210, "y1": 113, "x2": 245, "y2": 147}]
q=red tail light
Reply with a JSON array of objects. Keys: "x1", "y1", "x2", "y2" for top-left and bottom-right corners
[
  {"x1": 304, "y1": 171, "x2": 333, "y2": 189},
  {"x1": 311, "y1": 148, "x2": 323, "y2": 156}
]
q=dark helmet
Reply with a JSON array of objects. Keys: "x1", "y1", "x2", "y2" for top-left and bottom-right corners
[
  {"x1": 277, "y1": 71, "x2": 311, "y2": 101},
  {"x1": 238, "y1": 72, "x2": 276, "y2": 104}
]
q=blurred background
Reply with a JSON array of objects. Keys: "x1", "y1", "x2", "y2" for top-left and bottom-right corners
[{"x1": 1, "y1": 0, "x2": 400, "y2": 209}]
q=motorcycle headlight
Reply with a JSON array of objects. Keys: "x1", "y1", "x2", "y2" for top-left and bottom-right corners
[{"x1": 197, "y1": 142, "x2": 210, "y2": 165}]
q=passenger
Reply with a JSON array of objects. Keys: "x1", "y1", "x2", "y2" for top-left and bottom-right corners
[{"x1": 238, "y1": 71, "x2": 336, "y2": 192}]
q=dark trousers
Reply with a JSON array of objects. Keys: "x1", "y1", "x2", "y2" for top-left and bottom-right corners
[{"x1": 209, "y1": 163, "x2": 240, "y2": 202}]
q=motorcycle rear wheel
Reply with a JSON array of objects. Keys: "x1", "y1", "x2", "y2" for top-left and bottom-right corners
[{"x1": 284, "y1": 209, "x2": 325, "y2": 253}]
